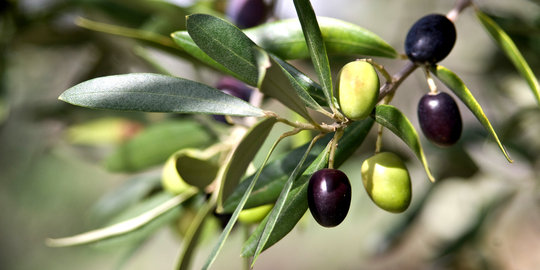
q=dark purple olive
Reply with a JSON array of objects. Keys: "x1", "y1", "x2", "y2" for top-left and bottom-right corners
[
  {"x1": 307, "y1": 169, "x2": 351, "y2": 227},
  {"x1": 405, "y1": 14, "x2": 456, "y2": 64},
  {"x1": 213, "y1": 76, "x2": 253, "y2": 123},
  {"x1": 417, "y1": 92, "x2": 462, "y2": 147},
  {"x1": 226, "y1": 0, "x2": 270, "y2": 28}
]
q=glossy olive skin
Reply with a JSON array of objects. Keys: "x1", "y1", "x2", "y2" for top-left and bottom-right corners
[
  {"x1": 361, "y1": 152, "x2": 411, "y2": 213},
  {"x1": 336, "y1": 60, "x2": 380, "y2": 120},
  {"x1": 307, "y1": 169, "x2": 351, "y2": 227},
  {"x1": 226, "y1": 0, "x2": 270, "y2": 28},
  {"x1": 405, "y1": 14, "x2": 456, "y2": 64},
  {"x1": 213, "y1": 76, "x2": 252, "y2": 123},
  {"x1": 418, "y1": 92, "x2": 462, "y2": 146}
]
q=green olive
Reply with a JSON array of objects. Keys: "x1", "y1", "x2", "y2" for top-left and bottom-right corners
[
  {"x1": 336, "y1": 60, "x2": 380, "y2": 120},
  {"x1": 361, "y1": 152, "x2": 411, "y2": 213},
  {"x1": 238, "y1": 204, "x2": 273, "y2": 224},
  {"x1": 161, "y1": 154, "x2": 192, "y2": 195}
]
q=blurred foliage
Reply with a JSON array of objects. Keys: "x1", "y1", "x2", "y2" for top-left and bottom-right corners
[{"x1": 1, "y1": 0, "x2": 539, "y2": 270}]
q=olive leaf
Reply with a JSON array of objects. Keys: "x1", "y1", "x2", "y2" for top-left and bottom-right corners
[
  {"x1": 374, "y1": 105, "x2": 435, "y2": 182},
  {"x1": 46, "y1": 190, "x2": 197, "y2": 247},
  {"x1": 476, "y1": 10, "x2": 540, "y2": 105},
  {"x1": 59, "y1": 73, "x2": 265, "y2": 116},
  {"x1": 253, "y1": 48, "x2": 317, "y2": 121},
  {"x1": 245, "y1": 17, "x2": 398, "y2": 59},
  {"x1": 242, "y1": 118, "x2": 375, "y2": 257},
  {"x1": 186, "y1": 14, "x2": 260, "y2": 86},
  {"x1": 293, "y1": 0, "x2": 336, "y2": 111},
  {"x1": 430, "y1": 65, "x2": 513, "y2": 162},
  {"x1": 217, "y1": 117, "x2": 277, "y2": 210}
]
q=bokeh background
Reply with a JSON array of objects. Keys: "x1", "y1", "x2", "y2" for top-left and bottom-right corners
[{"x1": 1, "y1": 0, "x2": 540, "y2": 269}]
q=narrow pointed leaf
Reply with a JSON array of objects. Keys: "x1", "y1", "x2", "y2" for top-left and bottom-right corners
[
  {"x1": 222, "y1": 135, "x2": 331, "y2": 213},
  {"x1": 374, "y1": 105, "x2": 435, "y2": 182},
  {"x1": 59, "y1": 73, "x2": 264, "y2": 116},
  {"x1": 251, "y1": 136, "x2": 320, "y2": 265},
  {"x1": 293, "y1": 0, "x2": 335, "y2": 110},
  {"x1": 46, "y1": 190, "x2": 197, "y2": 247},
  {"x1": 171, "y1": 31, "x2": 234, "y2": 76},
  {"x1": 242, "y1": 118, "x2": 374, "y2": 257},
  {"x1": 476, "y1": 10, "x2": 540, "y2": 104},
  {"x1": 245, "y1": 17, "x2": 398, "y2": 59},
  {"x1": 217, "y1": 118, "x2": 277, "y2": 210},
  {"x1": 203, "y1": 130, "x2": 285, "y2": 270},
  {"x1": 431, "y1": 65, "x2": 513, "y2": 162},
  {"x1": 275, "y1": 57, "x2": 327, "y2": 106},
  {"x1": 186, "y1": 14, "x2": 259, "y2": 86},
  {"x1": 254, "y1": 48, "x2": 316, "y2": 120}
]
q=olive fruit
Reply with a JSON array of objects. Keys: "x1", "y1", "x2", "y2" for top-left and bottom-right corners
[
  {"x1": 162, "y1": 149, "x2": 219, "y2": 194},
  {"x1": 238, "y1": 204, "x2": 273, "y2": 224},
  {"x1": 336, "y1": 60, "x2": 380, "y2": 120},
  {"x1": 417, "y1": 92, "x2": 462, "y2": 147},
  {"x1": 307, "y1": 169, "x2": 351, "y2": 227},
  {"x1": 361, "y1": 152, "x2": 411, "y2": 213},
  {"x1": 405, "y1": 14, "x2": 456, "y2": 64},
  {"x1": 226, "y1": 0, "x2": 270, "y2": 29}
]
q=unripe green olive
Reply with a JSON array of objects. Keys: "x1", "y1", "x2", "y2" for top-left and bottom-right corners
[
  {"x1": 361, "y1": 152, "x2": 411, "y2": 213},
  {"x1": 161, "y1": 149, "x2": 219, "y2": 194},
  {"x1": 238, "y1": 204, "x2": 273, "y2": 224},
  {"x1": 336, "y1": 60, "x2": 380, "y2": 120}
]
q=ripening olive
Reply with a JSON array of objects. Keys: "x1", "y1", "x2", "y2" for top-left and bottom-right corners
[
  {"x1": 361, "y1": 152, "x2": 411, "y2": 213},
  {"x1": 336, "y1": 60, "x2": 380, "y2": 120},
  {"x1": 417, "y1": 92, "x2": 462, "y2": 147},
  {"x1": 226, "y1": 0, "x2": 270, "y2": 29},
  {"x1": 213, "y1": 76, "x2": 253, "y2": 124},
  {"x1": 405, "y1": 14, "x2": 456, "y2": 64},
  {"x1": 307, "y1": 169, "x2": 351, "y2": 227},
  {"x1": 238, "y1": 204, "x2": 273, "y2": 224}
]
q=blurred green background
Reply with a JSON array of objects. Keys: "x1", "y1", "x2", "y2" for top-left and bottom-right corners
[{"x1": 1, "y1": 0, "x2": 540, "y2": 269}]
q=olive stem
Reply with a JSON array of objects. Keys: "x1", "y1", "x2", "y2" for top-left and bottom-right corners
[
  {"x1": 374, "y1": 124, "x2": 384, "y2": 154},
  {"x1": 378, "y1": 61, "x2": 418, "y2": 103},
  {"x1": 447, "y1": 0, "x2": 473, "y2": 22},
  {"x1": 328, "y1": 128, "x2": 344, "y2": 169},
  {"x1": 424, "y1": 66, "x2": 439, "y2": 94}
]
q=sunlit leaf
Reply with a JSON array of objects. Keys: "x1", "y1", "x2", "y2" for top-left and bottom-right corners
[
  {"x1": 104, "y1": 119, "x2": 213, "y2": 172},
  {"x1": 59, "y1": 73, "x2": 265, "y2": 116},
  {"x1": 186, "y1": 14, "x2": 259, "y2": 86},
  {"x1": 476, "y1": 10, "x2": 540, "y2": 104},
  {"x1": 374, "y1": 105, "x2": 435, "y2": 182},
  {"x1": 431, "y1": 65, "x2": 513, "y2": 162},
  {"x1": 245, "y1": 17, "x2": 398, "y2": 59},
  {"x1": 242, "y1": 118, "x2": 375, "y2": 257},
  {"x1": 217, "y1": 118, "x2": 277, "y2": 210}
]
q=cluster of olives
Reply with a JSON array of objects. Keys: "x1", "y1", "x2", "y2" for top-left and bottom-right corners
[{"x1": 308, "y1": 14, "x2": 464, "y2": 227}]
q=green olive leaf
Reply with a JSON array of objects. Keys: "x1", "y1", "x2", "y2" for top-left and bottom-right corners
[
  {"x1": 374, "y1": 105, "x2": 435, "y2": 182},
  {"x1": 46, "y1": 190, "x2": 197, "y2": 248},
  {"x1": 104, "y1": 119, "x2": 213, "y2": 172},
  {"x1": 222, "y1": 135, "x2": 331, "y2": 213},
  {"x1": 217, "y1": 118, "x2": 278, "y2": 210},
  {"x1": 476, "y1": 10, "x2": 540, "y2": 105},
  {"x1": 293, "y1": 0, "x2": 336, "y2": 111},
  {"x1": 186, "y1": 14, "x2": 260, "y2": 86},
  {"x1": 241, "y1": 118, "x2": 375, "y2": 257},
  {"x1": 253, "y1": 48, "x2": 317, "y2": 120},
  {"x1": 59, "y1": 73, "x2": 265, "y2": 117},
  {"x1": 251, "y1": 135, "x2": 322, "y2": 265},
  {"x1": 431, "y1": 65, "x2": 513, "y2": 163},
  {"x1": 245, "y1": 17, "x2": 398, "y2": 59}
]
